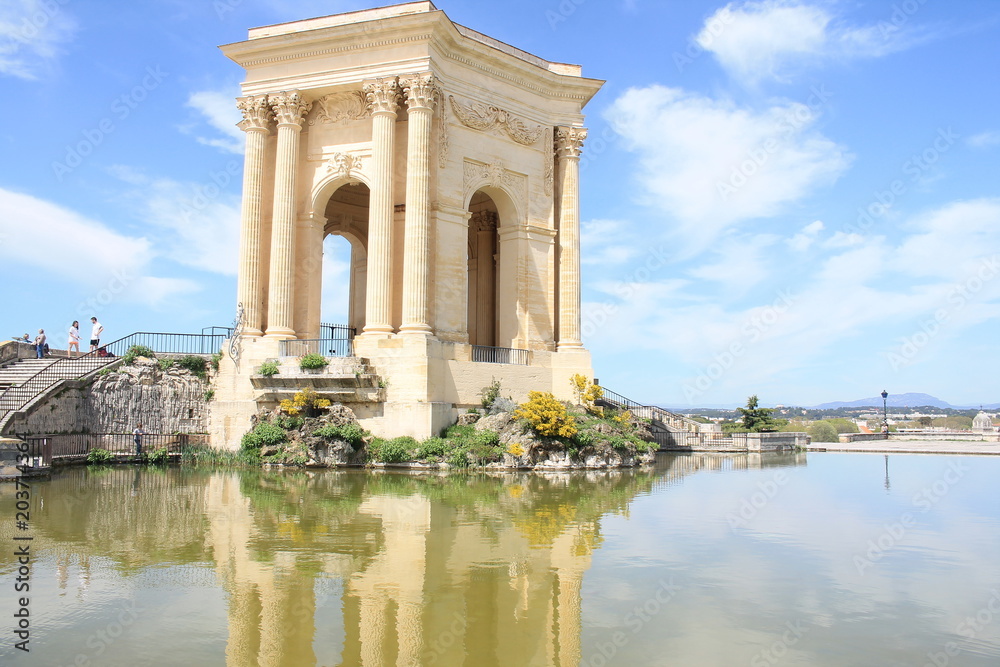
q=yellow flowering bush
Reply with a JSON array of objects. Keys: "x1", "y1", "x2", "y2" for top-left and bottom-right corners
[
  {"x1": 513, "y1": 391, "x2": 577, "y2": 438},
  {"x1": 279, "y1": 387, "x2": 332, "y2": 416},
  {"x1": 507, "y1": 442, "x2": 525, "y2": 457},
  {"x1": 570, "y1": 374, "x2": 604, "y2": 415}
]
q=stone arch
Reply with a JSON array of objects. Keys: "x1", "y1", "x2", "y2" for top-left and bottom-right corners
[
  {"x1": 466, "y1": 185, "x2": 520, "y2": 348},
  {"x1": 315, "y1": 179, "x2": 372, "y2": 337}
]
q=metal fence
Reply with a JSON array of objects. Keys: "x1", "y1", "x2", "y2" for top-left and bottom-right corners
[
  {"x1": 471, "y1": 345, "x2": 530, "y2": 365},
  {"x1": 280, "y1": 325, "x2": 355, "y2": 358},
  {"x1": 17, "y1": 433, "x2": 209, "y2": 466}
]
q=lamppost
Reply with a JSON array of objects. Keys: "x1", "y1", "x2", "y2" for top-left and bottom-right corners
[{"x1": 881, "y1": 390, "x2": 889, "y2": 435}]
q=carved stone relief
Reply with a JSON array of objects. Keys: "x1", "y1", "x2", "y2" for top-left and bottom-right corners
[
  {"x1": 310, "y1": 91, "x2": 369, "y2": 125},
  {"x1": 449, "y1": 95, "x2": 544, "y2": 146}
]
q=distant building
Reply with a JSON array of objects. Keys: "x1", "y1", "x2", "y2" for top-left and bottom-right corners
[{"x1": 973, "y1": 411, "x2": 997, "y2": 433}]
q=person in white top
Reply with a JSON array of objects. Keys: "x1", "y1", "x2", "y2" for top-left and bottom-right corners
[
  {"x1": 90, "y1": 317, "x2": 104, "y2": 353},
  {"x1": 68, "y1": 320, "x2": 81, "y2": 357}
]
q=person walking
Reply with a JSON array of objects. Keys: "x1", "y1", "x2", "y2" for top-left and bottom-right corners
[
  {"x1": 68, "y1": 321, "x2": 81, "y2": 357},
  {"x1": 89, "y1": 317, "x2": 104, "y2": 353},
  {"x1": 34, "y1": 329, "x2": 46, "y2": 359},
  {"x1": 133, "y1": 422, "x2": 145, "y2": 457}
]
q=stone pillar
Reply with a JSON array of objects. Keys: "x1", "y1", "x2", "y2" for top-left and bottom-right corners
[
  {"x1": 361, "y1": 77, "x2": 399, "y2": 337},
  {"x1": 235, "y1": 95, "x2": 272, "y2": 337},
  {"x1": 555, "y1": 127, "x2": 587, "y2": 351},
  {"x1": 400, "y1": 73, "x2": 438, "y2": 336},
  {"x1": 297, "y1": 213, "x2": 324, "y2": 340},
  {"x1": 265, "y1": 91, "x2": 312, "y2": 339}
]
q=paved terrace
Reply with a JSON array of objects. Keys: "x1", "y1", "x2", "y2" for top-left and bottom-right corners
[{"x1": 809, "y1": 439, "x2": 1000, "y2": 456}]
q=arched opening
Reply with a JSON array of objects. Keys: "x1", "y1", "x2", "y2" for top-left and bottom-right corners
[
  {"x1": 467, "y1": 191, "x2": 500, "y2": 346},
  {"x1": 323, "y1": 183, "x2": 369, "y2": 344}
]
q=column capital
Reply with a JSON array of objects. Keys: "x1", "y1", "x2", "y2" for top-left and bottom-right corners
[
  {"x1": 400, "y1": 73, "x2": 439, "y2": 112},
  {"x1": 237, "y1": 95, "x2": 272, "y2": 133},
  {"x1": 363, "y1": 77, "x2": 400, "y2": 115},
  {"x1": 270, "y1": 90, "x2": 312, "y2": 128},
  {"x1": 555, "y1": 126, "x2": 588, "y2": 159}
]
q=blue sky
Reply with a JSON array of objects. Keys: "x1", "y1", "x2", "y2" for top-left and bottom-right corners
[{"x1": 1, "y1": 0, "x2": 998, "y2": 408}]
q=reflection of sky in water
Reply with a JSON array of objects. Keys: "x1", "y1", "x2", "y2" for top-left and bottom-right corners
[
  {"x1": 583, "y1": 454, "x2": 1000, "y2": 666},
  {"x1": 0, "y1": 455, "x2": 997, "y2": 666}
]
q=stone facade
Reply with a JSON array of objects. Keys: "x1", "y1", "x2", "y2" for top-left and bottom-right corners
[{"x1": 210, "y1": 2, "x2": 604, "y2": 447}]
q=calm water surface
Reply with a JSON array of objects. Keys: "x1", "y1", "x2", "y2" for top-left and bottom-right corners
[{"x1": 1, "y1": 453, "x2": 998, "y2": 666}]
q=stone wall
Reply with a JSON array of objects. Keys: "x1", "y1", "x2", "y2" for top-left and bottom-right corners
[{"x1": 10, "y1": 358, "x2": 209, "y2": 435}]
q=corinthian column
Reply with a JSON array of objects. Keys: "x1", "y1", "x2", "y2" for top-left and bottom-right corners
[
  {"x1": 235, "y1": 95, "x2": 271, "y2": 337},
  {"x1": 361, "y1": 77, "x2": 399, "y2": 337},
  {"x1": 400, "y1": 73, "x2": 438, "y2": 336},
  {"x1": 264, "y1": 91, "x2": 311, "y2": 339},
  {"x1": 555, "y1": 127, "x2": 587, "y2": 350}
]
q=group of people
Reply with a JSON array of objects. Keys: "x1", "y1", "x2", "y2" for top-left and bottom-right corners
[{"x1": 15, "y1": 318, "x2": 105, "y2": 359}]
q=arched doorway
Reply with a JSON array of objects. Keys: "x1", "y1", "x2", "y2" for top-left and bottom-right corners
[
  {"x1": 323, "y1": 183, "x2": 369, "y2": 339},
  {"x1": 467, "y1": 191, "x2": 500, "y2": 347}
]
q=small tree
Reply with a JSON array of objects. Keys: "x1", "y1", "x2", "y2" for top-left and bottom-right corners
[{"x1": 737, "y1": 395, "x2": 780, "y2": 432}]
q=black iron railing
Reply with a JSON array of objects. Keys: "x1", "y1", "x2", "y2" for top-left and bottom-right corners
[
  {"x1": 598, "y1": 388, "x2": 705, "y2": 432},
  {"x1": 471, "y1": 345, "x2": 530, "y2": 365},
  {"x1": 16, "y1": 433, "x2": 208, "y2": 465},
  {"x1": 0, "y1": 331, "x2": 227, "y2": 432},
  {"x1": 280, "y1": 325, "x2": 355, "y2": 358}
]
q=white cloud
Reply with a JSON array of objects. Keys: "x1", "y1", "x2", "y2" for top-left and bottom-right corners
[
  {"x1": 786, "y1": 219, "x2": 824, "y2": 252},
  {"x1": 581, "y1": 219, "x2": 639, "y2": 266},
  {"x1": 186, "y1": 89, "x2": 244, "y2": 154},
  {"x1": 967, "y1": 131, "x2": 1000, "y2": 149},
  {"x1": 697, "y1": 0, "x2": 931, "y2": 84},
  {"x1": 688, "y1": 233, "x2": 779, "y2": 295},
  {"x1": 0, "y1": 0, "x2": 76, "y2": 79},
  {"x1": 607, "y1": 85, "x2": 851, "y2": 249},
  {"x1": 0, "y1": 187, "x2": 199, "y2": 306}
]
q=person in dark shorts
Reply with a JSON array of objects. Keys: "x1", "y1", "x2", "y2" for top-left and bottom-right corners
[{"x1": 90, "y1": 317, "x2": 104, "y2": 353}]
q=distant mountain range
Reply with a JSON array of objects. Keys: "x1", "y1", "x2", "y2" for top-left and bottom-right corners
[{"x1": 812, "y1": 393, "x2": 1000, "y2": 410}]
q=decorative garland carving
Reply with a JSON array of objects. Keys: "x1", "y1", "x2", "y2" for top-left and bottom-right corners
[
  {"x1": 438, "y1": 87, "x2": 450, "y2": 169},
  {"x1": 449, "y1": 95, "x2": 544, "y2": 146},
  {"x1": 324, "y1": 152, "x2": 364, "y2": 182},
  {"x1": 309, "y1": 91, "x2": 369, "y2": 125},
  {"x1": 543, "y1": 128, "x2": 554, "y2": 196},
  {"x1": 463, "y1": 158, "x2": 528, "y2": 215}
]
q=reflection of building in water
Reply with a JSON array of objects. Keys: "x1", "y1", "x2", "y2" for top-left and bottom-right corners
[
  {"x1": 202, "y1": 471, "x2": 650, "y2": 666},
  {"x1": 653, "y1": 452, "x2": 807, "y2": 491}
]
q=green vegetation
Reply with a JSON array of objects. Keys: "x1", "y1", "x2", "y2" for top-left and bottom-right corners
[
  {"x1": 240, "y1": 422, "x2": 286, "y2": 458},
  {"x1": 176, "y1": 355, "x2": 208, "y2": 379},
  {"x1": 86, "y1": 448, "x2": 113, "y2": 464},
  {"x1": 480, "y1": 377, "x2": 502, "y2": 409},
  {"x1": 279, "y1": 387, "x2": 331, "y2": 417},
  {"x1": 180, "y1": 445, "x2": 263, "y2": 467},
  {"x1": 737, "y1": 395, "x2": 787, "y2": 432},
  {"x1": 257, "y1": 361, "x2": 279, "y2": 376},
  {"x1": 147, "y1": 447, "x2": 170, "y2": 464},
  {"x1": 97, "y1": 367, "x2": 116, "y2": 377},
  {"x1": 122, "y1": 345, "x2": 156, "y2": 365},
  {"x1": 514, "y1": 391, "x2": 577, "y2": 438},
  {"x1": 211, "y1": 353, "x2": 222, "y2": 371},
  {"x1": 157, "y1": 358, "x2": 175, "y2": 371},
  {"x1": 298, "y1": 353, "x2": 328, "y2": 370},
  {"x1": 367, "y1": 436, "x2": 418, "y2": 464},
  {"x1": 313, "y1": 422, "x2": 366, "y2": 447},
  {"x1": 807, "y1": 421, "x2": 839, "y2": 443},
  {"x1": 203, "y1": 389, "x2": 215, "y2": 402}
]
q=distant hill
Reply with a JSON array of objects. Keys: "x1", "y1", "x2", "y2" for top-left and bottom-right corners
[{"x1": 813, "y1": 393, "x2": 998, "y2": 410}]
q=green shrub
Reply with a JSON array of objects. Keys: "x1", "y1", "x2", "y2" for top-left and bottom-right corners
[
  {"x1": 204, "y1": 389, "x2": 215, "y2": 402},
  {"x1": 807, "y1": 421, "x2": 839, "y2": 443},
  {"x1": 211, "y1": 353, "x2": 222, "y2": 371},
  {"x1": 299, "y1": 353, "x2": 328, "y2": 370},
  {"x1": 176, "y1": 355, "x2": 208, "y2": 379},
  {"x1": 97, "y1": 367, "x2": 116, "y2": 377},
  {"x1": 87, "y1": 448, "x2": 113, "y2": 464},
  {"x1": 367, "y1": 436, "x2": 415, "y2": 463},
  {"x1": 123, "y1": 345, "x2": 156, "y2": 365},
  {"x1": 415, "y1": 437, "x2": 450, "y2": 460},
  {"x1": 257, "y1": 361, "x2": 279, "y2": 376},
  {"x1": 157, "y1": 358, "x2": 175, "y2": 371},
  {"x1": 241, "y1": 423, "x2": 287, "y2": 452},
  {"x1": 313, "y1": 422, "x2": 366, "y2": 447},
  {"x1": 480, "y1": 378, "x2": 501, "y2": 409},
  {"x1": 147, "y1": 447, "x2": 170, "y2": 464}
]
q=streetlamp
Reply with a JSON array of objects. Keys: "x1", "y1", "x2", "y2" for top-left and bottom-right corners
[{"x1": 881, "y1": 390, "x2": 889, "y2": 435}]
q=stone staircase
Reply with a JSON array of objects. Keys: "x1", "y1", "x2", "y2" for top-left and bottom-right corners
[
  {"x1": 0, "y1": 356, "x2": 118, "y2": 434},
  {"x1": 250, "y1": 356, "x2": 385, "y2": 404}
]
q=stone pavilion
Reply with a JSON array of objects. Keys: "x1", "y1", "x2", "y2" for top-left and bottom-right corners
[{"x1": 210, "y1": 2, "x2": 603, "y2": 445}]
